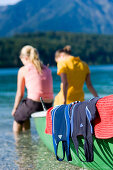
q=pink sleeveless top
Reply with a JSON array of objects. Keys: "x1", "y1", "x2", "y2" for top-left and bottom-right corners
[{"x1": 25, "y1": 63, "x2": 53, "y2": 101}]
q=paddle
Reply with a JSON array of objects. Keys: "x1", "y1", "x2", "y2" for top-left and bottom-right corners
[{"x1": 40, "y1": 97, "x2": 47, "y2": 111}]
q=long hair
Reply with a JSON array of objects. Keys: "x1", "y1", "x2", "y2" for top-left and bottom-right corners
[{"x1": 20, "y1": 45, "x2": 42, "y2": 73}]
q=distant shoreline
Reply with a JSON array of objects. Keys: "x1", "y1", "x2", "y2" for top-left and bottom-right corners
[
  {"x1": 0, "y1": 32, "x2": 113, "y2": 67},
  {"x1": 1, "y1": 65, "x2": 113, "y2": 72}
]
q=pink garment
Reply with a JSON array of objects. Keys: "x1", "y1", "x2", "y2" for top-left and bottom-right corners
[
  {"x1": 25, "y1": 63, "x2": 53, "y2": 101},
  {"x1": 45, "y1": 107, "x2": 53, "y2": 135}
]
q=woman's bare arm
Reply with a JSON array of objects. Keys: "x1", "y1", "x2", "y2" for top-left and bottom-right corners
[
  {"x1": 86, "y1": 73, "x2": 98, "y2": 97},
  {"x1": 12, "y1": 67, "x2": 25, "y2": 116},
  {"x1": 60, "y1": 73, "x2": 68, "y2": 104}
]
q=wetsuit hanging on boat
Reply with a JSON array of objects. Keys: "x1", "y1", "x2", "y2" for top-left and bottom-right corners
[
  {"x1": 51, "y1": 104, "x2": 72, "y2": 161},
  {"x1": 70, "y1": 97, "x2": 100, "y2": 162}
]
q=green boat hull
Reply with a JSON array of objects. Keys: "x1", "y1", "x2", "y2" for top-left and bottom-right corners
[{"x1": 33, "y1": 115, "x2": 113, "y2": 170}]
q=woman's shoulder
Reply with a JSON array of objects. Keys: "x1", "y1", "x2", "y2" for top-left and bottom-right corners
[
  {"x1": 18, "y1": 66, "x2": 25, "y2": 73},
  {"x1": 80, "y1": 60, "x2": 90, "y2": 73},
  {"x1": 18, "y1": 66, "x2": 27, "y2": 77}
]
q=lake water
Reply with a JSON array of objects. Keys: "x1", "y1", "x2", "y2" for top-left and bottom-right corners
[{"x1": 0, "y1": 65, "x2": 113, "y2": 170}]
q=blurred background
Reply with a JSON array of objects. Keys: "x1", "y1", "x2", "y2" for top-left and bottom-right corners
[
  {"x1": 0, "y1": 0, "x2": 113, "y2": 67},
  {"x1": 0, "y1": 0, "x2": 113, "y2": 169}
]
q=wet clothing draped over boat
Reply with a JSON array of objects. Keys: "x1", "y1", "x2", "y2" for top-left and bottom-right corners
[
  {"x1": 45, "y1": 107, "x2": 53, "y2": 135},
  {"x1": 70, "y1": 97, "x2": 100, "y2": 162},
  {"x1": 94, "y1": 94, "x2": 113, "y2": 139},
  {"x1": 51, "y1": 104, "x2": 72, "y2": 161},
  {"x1": 45, "y1": 103, "x2": 78, "y2": 136},
  {"x1": 45, "y1": 97, "x2": 103, "y2": 162}
]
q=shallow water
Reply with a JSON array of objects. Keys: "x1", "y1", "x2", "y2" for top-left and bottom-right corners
[{"x1": 0, "y1": 65, "x2": 113, "y2": 169}]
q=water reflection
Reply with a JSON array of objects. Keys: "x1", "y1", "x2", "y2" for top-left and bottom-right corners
[
  {"x1": 14, "y1": 131, "x2": 80, "y2": 170},
  {"x1": 14, "y1": 130, "x2": 39, "y2": 169}
]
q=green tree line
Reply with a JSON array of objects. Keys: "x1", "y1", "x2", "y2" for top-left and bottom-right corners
[{"x1": 0, "y1": 31, "x2": 113, "y2": 68}]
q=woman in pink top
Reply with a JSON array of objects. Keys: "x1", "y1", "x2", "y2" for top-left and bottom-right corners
[{"x1": 12, "y1": 45, "x2": 53, "y2": 133}]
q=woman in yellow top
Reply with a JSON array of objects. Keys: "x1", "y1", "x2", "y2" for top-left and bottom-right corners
[{"x1": 54, "y1": 45, "x2": 98, "y2": 105}]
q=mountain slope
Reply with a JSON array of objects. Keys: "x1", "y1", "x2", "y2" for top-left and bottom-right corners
[{"x1": 0, "y1": 0, "x2": 113, "y2": 36}]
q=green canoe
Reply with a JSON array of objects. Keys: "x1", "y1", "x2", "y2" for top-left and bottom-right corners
[{"x1": 31, "y1": 111, "x2": 113, "y2": 170}]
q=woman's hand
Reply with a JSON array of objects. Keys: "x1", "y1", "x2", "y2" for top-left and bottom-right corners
[
  {"x1": 12, "y1": 108, "x2": 16, "y2": 116},
  {"x1": 12, "y1": 67, "x2": 25, "y2": 117},
  {"x1": 86, "y1": 73, "x2": 98, "y2": 97}
]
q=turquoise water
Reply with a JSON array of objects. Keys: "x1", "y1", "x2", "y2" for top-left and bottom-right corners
[{"x1": 0, "y1": 65, "x2": 113, "y2": 169}]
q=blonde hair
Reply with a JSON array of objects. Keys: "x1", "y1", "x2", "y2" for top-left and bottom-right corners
[{"x1": 20, "y1": 45, "x2": 42, "y2": 73}]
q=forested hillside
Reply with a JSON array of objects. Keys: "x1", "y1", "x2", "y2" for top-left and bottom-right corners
[{"x1": 0, "y1": 32, "x2": 113, "y2": 68}]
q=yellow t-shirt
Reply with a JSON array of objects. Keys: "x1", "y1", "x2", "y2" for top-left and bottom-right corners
[{"x1": 54, "y1": 56, "x2": 90, "y2": 105}]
